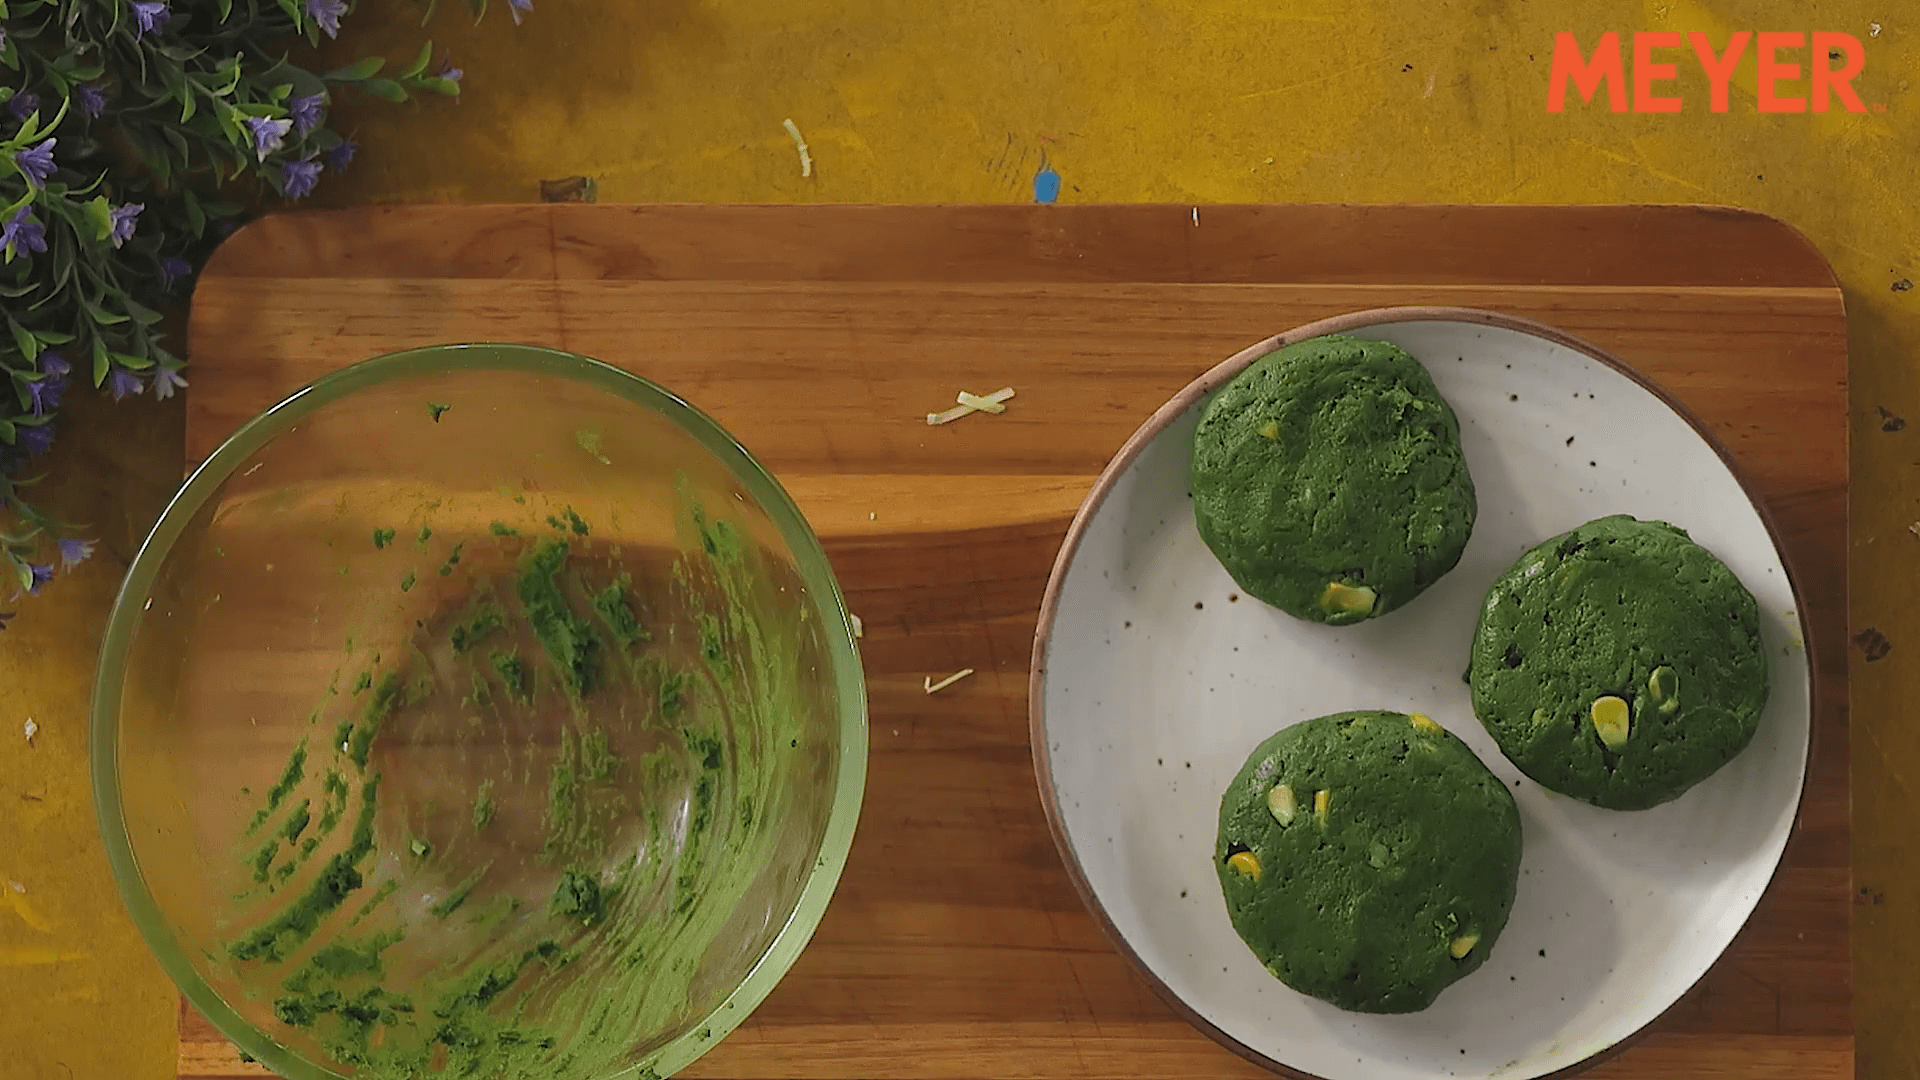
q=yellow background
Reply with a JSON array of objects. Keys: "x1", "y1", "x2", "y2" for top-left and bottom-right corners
[{"x1": 3, "y1": 0, "x2": 1909, "y2": 1075}]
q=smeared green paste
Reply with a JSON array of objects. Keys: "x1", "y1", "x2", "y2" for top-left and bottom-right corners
[
  {"x1": 224, "y1": 497, "x2": 818, "y2": 1079},
  {"x1": 517, "y1": 538, "x2": 598, "y2": 695}
]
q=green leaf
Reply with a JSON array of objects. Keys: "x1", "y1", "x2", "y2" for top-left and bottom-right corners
[
  {"x1": 275, "y1": 0, "x2": 303, "y2": 27},
  {"x1": 90, "y1": 337, "x2": 109, "y2": 387},
  {"x1": 183, "y1": 191, "x2": 205, "y2": 238},
  {"x1": 419, "y1": 77, "x2": 461, "y2": 97},
  {"x1": 361, "y1": 79, "x2": 409, "y2": 103},
  {"x1": 11, "y1": 556, "x2": 32, "y2": 594},
  {"x1": 35, "y1": 331, "x2": 72, "y2": 345},
  {"x1": 7, "y1": 318, "x2": 35, "y2": 362},
  {"x1": 81, "y1": 295, "x2": 129, "y2": 326},
  {"x1": 83, "y1": 196, "x2": 112, "y2": 243},
  {"x1": 269, "y1": 83, "x2": 293, "y2": 102},
  {"x1": 113, "y1": 352, "x2": 154, "y2": 371},
  {"x1": 68, "y1": 64, "x2": 103, "y2": 82},
  {"x1": 399, "y1": 41, "x2": 435, "y2": 80},
  {"x1": 122, "y1": 299, "x2": 162, "y2": 327},
  {"x1": 0, "y1": 419, "x2": 14, "y2": 445},
  {"x1": 325, "y1": 56, "x2": 385, "y2": 82},
  {"x1": 217, "y1": 0, "x2": 233, "y2": 19}
]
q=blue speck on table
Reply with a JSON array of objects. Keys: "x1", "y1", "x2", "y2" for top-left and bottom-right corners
[{"x1": 1033, "y1": 162, "x2": 1061, "y2": 204}]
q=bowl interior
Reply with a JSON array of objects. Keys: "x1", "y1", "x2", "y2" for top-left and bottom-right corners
[
  {"x1": 1034, "y1": 316, "x2": 1811, "y2": 1080},
  {"x1": 95, "y1": 344, "x2": 867, "y2": 1080}
]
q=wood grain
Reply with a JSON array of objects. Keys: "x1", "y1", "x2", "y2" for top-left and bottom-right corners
[{"x1": 179, "y1": 204, "x2": 1849, "y2": 1080}]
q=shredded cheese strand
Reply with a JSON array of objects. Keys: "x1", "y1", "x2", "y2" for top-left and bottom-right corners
[
  {"x1": 927, "y1": 387, "x2": 1016, "y2": 426},
  {"x1": 782, "y1": 118, "x2": 813, "y2": 178},
  {"x1": 923, "y1": 668, "x2": 975, "y2": 694}
]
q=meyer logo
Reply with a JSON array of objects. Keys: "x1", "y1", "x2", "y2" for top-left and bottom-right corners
[{"x1": 1548, "y1": 31, "x2": 1871, "y2": 114}]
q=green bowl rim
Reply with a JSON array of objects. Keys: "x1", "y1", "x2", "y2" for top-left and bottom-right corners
[{"x1": 89, "y1": 342, "x2": 870, "y2": 1080}]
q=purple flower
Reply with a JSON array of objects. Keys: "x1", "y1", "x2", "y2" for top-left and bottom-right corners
[
  {"x1": 325, "y1": 139, "x2": 356, "y2": 172},
  {"x1": 438, "y1": 59, "x2": 463, "y2": 84},
  {"x1": 8, "y1": 92, "x2": 39, "y2": 123},
  {"x1": 18, "y1": 421, "x2": 52, "y2": 456},
  {"x1": 24, "y1": 562, "x2": 51, "y2": 595},
  {"x1": 56, "y1": 537, "x2": 95, "y2": 569},
  {"x1": 76, "y1": 83, "x2": 109, "y2": 119},
  {"x1": 244, "y1": 116, "x2": 291, "y2": 162},
  {"x1": 25, "y1": 374, "x2": 64, "y2": 416},
  {"x1": 108, "y1": 202, "x2": 142, "y2": 248},
  {"x1": 508, "y1": 0, "x2": 532, "y2": 24},
  {"x1": 159, "y1": 255, "x2": 191, "y2": 289},
  {"x1": 1, "y1": 207, "x2": 46, "y2": 256},
  {"x1": 13, "y1": 139, "x2": 55, "y2": 187},
  {"x1": 151, "y1": 364, "x2": 187, "y2": 401},
  {"x1": 107, "y1": 365, "x2": 144, "y2": 400},
  {"x1": 305, "y1": 0, "x2": 346, "y2": 38},
  {"x1": 130, "y1": 0, "x2": 170, "y2": 37},
  {"x1": 38, "y1": 352, "x2": 69, "y2": 378},
  {"x1": 281, "y1": 158, "x2": 321, "y2": 200},
  {"x1": 287, "y1": 93, "x2": 325, "y2": 135}
]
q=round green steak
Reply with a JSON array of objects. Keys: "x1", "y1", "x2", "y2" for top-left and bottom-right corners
[
  {"x1": 1214, "y1": 710, "x2": 1522, "y2": 1014},
  {"x1": 1467, "y1": 514, "x2": 1769, "y2": 811},
  {"x1": 1189, "y1": 334, "x2": 1477, "y2": 625}
]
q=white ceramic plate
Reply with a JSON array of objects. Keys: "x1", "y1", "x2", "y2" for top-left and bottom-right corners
[{"x1": 1029, "y1": 308, "x2": 1812, "y2": 1080}]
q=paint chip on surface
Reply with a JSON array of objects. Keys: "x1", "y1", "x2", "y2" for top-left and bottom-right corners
[
  {"x1": 783, "y1": 118, "x2": 813, "y2": 177},
  {"x1": 850, "y1": 614, "x2": 864, "y2": 638},
  {"x1": 1871, "y1": 22, "x2": 1882, "y2": 35},
  {"x1": 1033, "y1": 159, "x2": 1061, "y2": 204},
  {"x1": 925, "y1": 668, "x2": 975, "y2": 694},
  {"x1": 6, "y1": 880, "x2": 23, "y2": 893},
  {"x1": 21, "y1": 718, "x2": 35, "y2": 746},
  {"x1": 928, "y1": 387, "x2": 1015, "y2": 425}
]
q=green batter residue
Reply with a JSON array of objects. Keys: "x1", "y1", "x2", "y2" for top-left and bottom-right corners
[
  {"x1": 449, "y1": 601, "x2": 504, "y2": 654},
  {"x1": 580, "y1": 728, "x2": 618, "y2": 782},
  {"x1": 345, "y1": 671, "x2": 406, "y2": 770},
  {"x1": 438, "y1": 541, "x2": 465, "y2": 578},
  {"x1": 372, "y1": 528, "x2": 397, "y2": 549},
  {"x1": 492, "y1": 649, "x2": 529, "y2": 705},
  {"x1": 223, "y1": 492, "x2": 823, "y2": 1079},
  {"x1": 517, "y1": 539, "x2": 598, "y2": 695},
  {"x1": 430, "y1": 865, "x2": 490, "y2": 919},
  {"x1": 592, "y1": 578, "x2": 646, "y2": 646},
  {"x1": 246, "y1": 737, "x2": 307, "y2": 835},
  {"x1": 576, "y1": 429, "x2": 610, "y2": 465},
  {"x1": 399, "y1": 570, "x2": 416, "y2": 593},
  {"x1": 550, "y1": 869, "x2": 608, "y2": 927},
  {"x1": 426, "y1": 402, "x2": 451, "y2": 422},
  {"x1": 282, "y1": 800, "x2": 312, "y2": 844},
  {"x1": 229, "y1": 775, "x2": 381, "y2": 963},
  {"x1": 472, "y1": 780, "x2": 496, "y2": 831}
]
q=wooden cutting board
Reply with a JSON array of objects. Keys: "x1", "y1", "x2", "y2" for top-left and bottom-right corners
[{"x1": 177, "y1": 204, "x2": 1850, "y2": 1080}]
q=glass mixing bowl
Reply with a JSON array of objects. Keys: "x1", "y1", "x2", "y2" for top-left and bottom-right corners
[{"x1": 91, "y1": 344, "x2": 867, "y2": 1079}]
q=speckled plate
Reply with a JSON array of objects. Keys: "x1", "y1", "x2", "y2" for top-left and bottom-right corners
[{"x1": 1029, "y1": 308, "x2": 1812, "y2": 1080}]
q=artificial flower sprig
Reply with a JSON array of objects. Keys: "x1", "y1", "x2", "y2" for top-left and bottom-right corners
[{"x1": 0, "y1": 0, "x2": 520, "y2": 620}]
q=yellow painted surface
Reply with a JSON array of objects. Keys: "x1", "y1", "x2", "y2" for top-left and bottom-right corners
[{"x1": 4, "y1": 0, "x2": 1914, "y2": 1076}]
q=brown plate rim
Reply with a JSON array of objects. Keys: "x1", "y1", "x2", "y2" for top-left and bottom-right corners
[{"x1": 1025, "y1": 304, "x2": 1824, "y2": 1080}]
